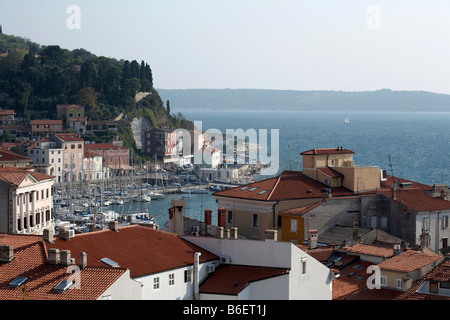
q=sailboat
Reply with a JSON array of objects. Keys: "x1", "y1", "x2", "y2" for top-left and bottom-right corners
[{"x1": 344, "y1": 116, "x2": 350, "y2": 124}]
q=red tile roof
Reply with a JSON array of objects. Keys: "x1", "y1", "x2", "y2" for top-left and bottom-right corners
[
  {"x1": 213, "y1": 170, "x2": 355, "y2": 201},
  {"x1": 395, "y1": 279, "x2": 450, "y2": 300},
  {"x1": 377, "y1": 250, "x2": 443, "y2": 273},
  {"x1": 342, "y1": 244, "x2": 394, "y2": 259},
  {"x1": 379, "y1": 187, "x2": 450, "y2": 212},
  {"x1": 0, "y1": 233, "x2": 126, "y2": 300},
  {"x1": 280, "y1": 201, "x2": 324, "y2": 216},
  {"x1": 31, "y1": 120, "x2": 62, "y2": 125},
  {"x1": 423, "y1": 260, "x2": 450, "y2": 282},
  {"x1": 301, "y1": 148, "x2": 355, "y2": 155},
  {"x1": 318, "y1": 167, "x2": 344, "y2": 178},
  {"x1": 45, "y1": 225, "x2": 219, "y2": 278},
  {"x1": 85, "y1": 143, "x2": 128, "y2": 151},
  {"x1": 199, "y1": 265, "x2": 289, "y2": 296},
  {"x1": 0, "y1": 165, "x2": 54, "y2": 186},
  {"x1": 54, "y1": 134, "x2": 84, "y2": 142},
  {"x1": 0, "y1": 148, "x2": 31, "y2": 161},
  {"x1": 332, "y1": 260, "x2": 374, "y2": 300}
]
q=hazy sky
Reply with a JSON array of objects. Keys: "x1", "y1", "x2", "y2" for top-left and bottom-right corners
[{"x1": 2, "y1": 1, "x2": 450, "y2": 93}]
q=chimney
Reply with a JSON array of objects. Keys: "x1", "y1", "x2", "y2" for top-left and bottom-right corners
[
  {"x1": 231, "y1": 227, "x2": 238, "y2": 239},
  {"x1": 218, "y1": 208, "x2": 226, "y2": 228},
  {"x1": 352, "y1": 222, "x2": 359, "y2": 240},
  {"x1": 391, "y1": 180, "x2": 399, "y2": 200},
  {"x1": 0, "y1": 245, "x2": 14, "y2": 263},
  {"x1": 217, "y1": 227, "x2": 224, "y2": 239},
  {"x1": 204, "y1": 209, "x2": 212, "y2": 226},
  {"x1": 265, "y1": 229, "x2": 278, "y2": 241},
  {"x1": 48, "y1": 248, "x2": 60, "y2": 265},
  {"x1": 308, "y1": 229, "x2": 318, "y2": 250},
  {"x1": 393, "y1": 244, "x2": 402, "y2": 256},
  {"x1": 171, "y1": 199, "x2": 185, "y2": 235},
  {"x1": 193, "y1": 252, "x2": 201, "y2": 300},
  {"x1": 60, "y1": 250, "x2": 71, "y2": 266},
  {"x1": 79, "y1": 252, "x2": 87, "y2": 270},
  {"x1": 225, "y1": 229, "x2": 231, "y2": 239},
  {"x1": 59, "y1": 224, "x2": 71, "y2": 241},
  {"x1": 43, "y1": 228, "x2": 54, "y2": 243},
  {"x1": 109, "y1": 220, "x2": 119, "y2": 232}
]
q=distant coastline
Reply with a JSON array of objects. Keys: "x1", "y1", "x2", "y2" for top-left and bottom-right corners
[{"x1": 158, "y1": 88, "x2": 450, "y2": 113}]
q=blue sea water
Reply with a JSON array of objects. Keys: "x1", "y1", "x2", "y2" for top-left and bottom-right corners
[{"x1": 123, "y1": 110, "x2": 450, "y2": 228}]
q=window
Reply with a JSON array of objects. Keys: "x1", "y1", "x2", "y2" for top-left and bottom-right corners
[
  {"x1": 301, "y1": 257, "x2": 307, "y2": 275},
  {"x1": 184, "y1": 269, "x2": 192, "y2": 283},
  {"x1": 380, "y1": 276, "x2": 387, "y2": 286},
  {"x1": 423, "y1": 217, "x2": 430, "y2": 232},
  {"x1": 153, "y1": 277, "x2": 160, "y2": 290},
  {"x1": 429, "y1": 281, "x2": 439, "y2": 294},
  {"x1": 396, "y1": 279, "x2": 403, "y2": 289},
  {"x1": 440, "y1": 282, "x2": 450, "y2": 290},
  {"x1": 443, "y1": 216, "x2": 449, "y2": 229},
  {"x1": 290, "y1": 219, "x2": 298, "y2": 233},
  {"x1": 227, "y1": 210, "x2": 233, "y2": 224},
  {"x1": 252, "y1": 214, "x2": 258, "y2": 228},
  {"x1": 443, "y1": 238, "x2": 448, "y2": 249},
  {"x1": 169, "y1": 273, "x2": 175, "y2": 286}
]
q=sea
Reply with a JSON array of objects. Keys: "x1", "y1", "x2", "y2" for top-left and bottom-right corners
[{"x1": 112, "y1": 110, "x2": 450, "y2": 228}]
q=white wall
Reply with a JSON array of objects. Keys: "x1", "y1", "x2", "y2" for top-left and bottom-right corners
[
  {"x1": 135, "y1": 261, "x2": 218, "y2": 300},
  {"x1": 184, "y1": 236, "x2": 333, "y2": 300},
  {"x1": 98, "y1": 269, "x2": 142, "y2": 300}
]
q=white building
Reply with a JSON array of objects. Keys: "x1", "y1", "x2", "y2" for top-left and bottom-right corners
[
  {"x1": 27, "y1": 140, "x2": 64, "y2": 183},
  {"x1": 83, "y1": 150, "x2": 108, "y2": 182},
  {"x1": 185, "y1": 231, "x2": 335, "y2": 300},
  {"x1": 0, "y1": 166, "x2": 55, "y2": 235}
]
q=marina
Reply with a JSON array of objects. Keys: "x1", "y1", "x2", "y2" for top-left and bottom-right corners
[{"x1": 52, "y1": 174, "x2": 234, "y2": 233}]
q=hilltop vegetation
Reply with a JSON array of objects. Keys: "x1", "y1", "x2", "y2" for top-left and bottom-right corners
[
  {"x1": 0, "y1": 32, "x2": 192, "y2": 129},
  {"x1": 0, "y1": 32, "x2": 193, "y2": 161}
]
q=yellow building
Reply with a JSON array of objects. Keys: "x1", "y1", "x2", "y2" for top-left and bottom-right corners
[{"x1": 213, "y1": 147, "x2": 387, "y2": 243}]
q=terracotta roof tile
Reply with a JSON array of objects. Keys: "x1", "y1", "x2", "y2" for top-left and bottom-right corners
[
  {"x1": 54, "y1": 134, "x2": 84, "y2": 142},
  {"x1": 213, "y1": 170, "x2": 355, "y2": 201},
  {"x1": 85, "y1": 143, "x2": 128, "y2": 151},
  {"x1": 423, "y1": 260, "x2": 450, "y2": 282},
  {"x1": 395, "y1": 279, "x2": 450, "y2": 300},
  {"x1": 280, "y1": 201, "x2": 324, "y2": 216},
  {"x1": 0, "y1": 165, "x2": 54, "y2": 186},
  {"x1": 300, "y1": 148, "x2": 355, "y2": 155},
  {"x1": 332, "y1": 260, "x2": 374, "y2": 300},
  {"x1": 342, "y1": 244, "x2": 394, "y2": 259},
  {"x1": 0, "y1": 233, "x2": 126, "y2": 300},
  {"x1": 317, "y1": 167, "x2": 344, "y2": 178},
  {"x1": 45, "y1": 225, "x2": 219, "y2": 278},
  {"x1": 199, "y1": 265, "x2": 289, "y2": 296},
  {"x1": 377, "y1": 250, "x2": 443, "y2": 273}
]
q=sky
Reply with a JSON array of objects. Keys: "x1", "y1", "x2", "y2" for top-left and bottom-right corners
[{"x1": 2, "y1": 1, "x2": 450, "y2": 94}]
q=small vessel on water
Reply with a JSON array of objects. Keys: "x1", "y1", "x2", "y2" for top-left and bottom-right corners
[{"x1": 344, "y1": 116, "x2": 350, "y2": 124}]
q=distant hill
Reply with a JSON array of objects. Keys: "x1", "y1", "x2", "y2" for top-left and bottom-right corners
[{"x1": 157, "y1": 88, "x2": 450, "y2": 112}]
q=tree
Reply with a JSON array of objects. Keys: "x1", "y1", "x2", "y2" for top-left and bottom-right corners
[
  {"x1": 166, "y1": 100, "x2": 170, "y2": 115},
  {"x1": 77, "y1": 87, "x2": 101, "y2": 119}
]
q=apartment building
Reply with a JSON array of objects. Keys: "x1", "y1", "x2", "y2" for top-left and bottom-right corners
[
  {"x1": 51, "y1": 134, "x2": 84, "y2": 182},
  {"x1": 27, "y1": 140, "x2": 64, "y2": 183},
  {"x1": 0, "y1": 166, "x2": 54, "y2": 234},
  {"x1": 30, "y1": 120, "x2": 63, "y2": 136}
]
